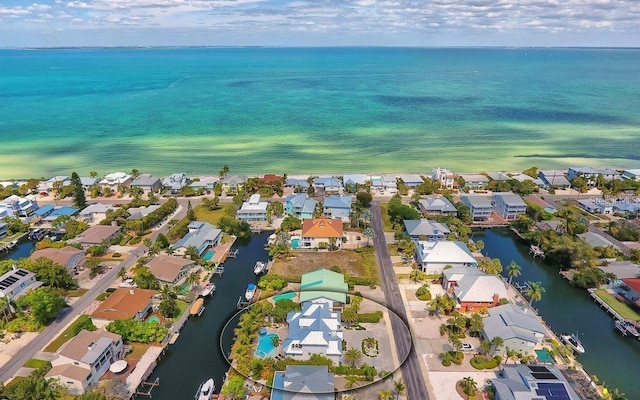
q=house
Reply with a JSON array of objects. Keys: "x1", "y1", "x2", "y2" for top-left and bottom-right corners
[
  {"x1": 313, "y1": 177, "x2": 341, "y2": 195},
  {"x1": 79, "y1": 203, "x2": 116, "y2": 223},
  {"x1": 300, "y1": 219, "x2": 344, "y2": 250},
  {"x1": 127, "y1": 205, "x2": 161, "y2": 220},
  {"x1": 621, "y1": 278, "x2": 640, "y2": 306},
  {"x1": 482, "y1": 303, "x2": 546, "y2": 355},
  {"x1": 47, "y1": 329, "x2": 123, "y2": 395},
  {"x1": 322, "y1": 195, "x2": 352, "y2": 222},
  {"x1": 493, "y1": 192, "x2": 527, "y2": 220},
  {"x1": 342, "y1": 174, "x2": 368, "y2": 192},
  {"x1": 285, "y1": 177, "x2": 310, "y2": 190},
  {"x1": 237, "y1": 194, "x2": 269, "y2": 222},
  {"x1": 75, "y1": 225, "x2": 121, "y2": 247},
  {"x1": 403, "y1": 219, "x2": 450, "y2": 241},
  {"x1": 568, "y1": 167, "x2": 620, "y2": 184},
  {"x1": 99, "y1": 172, "x2": 132, "y2": 189},
  {"x1": 299, "y1": 269, "x2": 348, "y2": 306},
  {"x1": 220, "y1": 175, "x2": 246, "y2": 193},
  {"x1": 458, "y1": 174, "x2": 489, "y2": 190},
  {"x1": 285, "y1": 193, "x2": 317, "y2": 219},
  {"x1": 485, "y1": 172, "x2": 511, "y2": 182},
  {"x1": 187, "y1": 176, "x2": 217, "y2": 192},
  {"x1": 171, "y1": 221, "x2": 222, "y2": 257},
  {"x1": 398, "y1": 174, "x2": 424, "y2": 188},
  {"x1": 614, "y1": 200, "x2": 640, "y2": 216},
  {"x1": 442, "y1": 266, "x2": 508, "y2": 311},
  {"x1": 283, "y1": 302, "x2": 343, "y2": 364},
  {"x1": 0, "y1": 222, "x2": 7, "y2": 240},
  {"x1": 30, "y1": 204, "x2": 54, "y2": 221},
  {"x1": 577, "y1": 232, "x2": 617, "y2": 249},
  {"x1": 622, "y1": 169, "x2": 640, "y2": 181},
  {"x1": 0, "y1": 267, "x2": 42, "y2": 300},
  {"x1": 510, "y1": 173, "x2": 545, "y2": 187},
  {"x1": 38, "y1": 176, "x2": 70, "y2": 193},
  {"x1": 0, "y1": 195, "x2": 39, "y2": 217},
  {"x1": 415, "y1": 241, "x2": 477, "y2": 274},
  {"x1": 432, "y1": 167, "x2": 456, "y2": 189},
  {"x1": 461, "y1": 195, "x2": 493, "y2": 221},
  {"x1": 130, "y1": 174, "x2": 162, "y2": 192},
  {"x1": 43, "y1": 206, "x2": 80, "y2": 224},
  {"x1": 79, "y1": 177, "x2": 99, "y2": 189},
  {"x1": 147, "y1": 254, "x2": 197, "y2": 286},
  {"x1": 577, "y1": 198, "x2": 614, "y2": 215},
  {"x1": 492, "y1": 364, "x2": 581, "y2": 400},
  {"x1": 162, "y1": 173, "x2": 191, "y2": 193},
  {"x1": 418, "y1": 196, "x2": 457, "y2": 216},
  {"x1": 381, "y1": 175, "x2": 398, "y2": 193},
  {"x1": 271, "y1": 365, "x2": 335, "y2": 400},
  {"x1": 538, "y1": 170, "x2": 571, "y2": 188},
  {"x1": 30, "y1": 246, "x2": 85, "y2": 274},
  {"x1": 370, "y1": 176, "x2": 383, "y2": 190},
  {"x1": 91, "y1": 288, "x2": 155, "y2": 323}
]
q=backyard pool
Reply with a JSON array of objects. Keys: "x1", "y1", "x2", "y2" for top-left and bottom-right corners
[
  {"x1": 203, "y1": 249, "x2": 216, "y2": 261},
  {"x1": 254, "y1": 333, "x2": 279, "y2": 359},
  {"x1": 147, "y1": 316, "x2": 161, "y2": 324},
  {"x1": 291, "y1": 238, "x2": 300, "y2": 249},
  {"x1": 535, "y1": 349, "x2": 555, "y2": 364},
  {"x1": 273, "y1": 291, "x2": 296, "y2": 302}
]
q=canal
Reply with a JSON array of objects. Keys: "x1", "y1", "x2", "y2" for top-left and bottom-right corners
[
  {"x1": 0, "y1": 239, "x2": 35, "y2": 261},
  {"x1": 476, "y1": 228, "x2": 640, "y2": 398},
  {"x1": 146, "y1": 232, "x2": 270, "y2": 399}
]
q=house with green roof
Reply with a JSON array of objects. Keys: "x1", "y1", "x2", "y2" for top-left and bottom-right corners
[{"x1": 299, "y1": 268, "x2": 348, "y2": 307}]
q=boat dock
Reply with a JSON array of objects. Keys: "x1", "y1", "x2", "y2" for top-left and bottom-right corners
[
  {"x1": 213, "y1": 265, "x2": 224, "y2": 277},
  {"x1": 0, "y1": 240, "x2": 18, "y2": 252},
  {"x1": 227, "y1": 249, "x2": 239, "y2": 258},
  {"x1": 190, "y1": 298, "x2": 205, "y2": 317},
  {"x1": 588, "y1": 288, "x2": 625, "y2": 322}
]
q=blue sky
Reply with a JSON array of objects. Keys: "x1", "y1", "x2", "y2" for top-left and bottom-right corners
[{"x1": 0, "y1": 0, "x2": 638, "y2": 47}]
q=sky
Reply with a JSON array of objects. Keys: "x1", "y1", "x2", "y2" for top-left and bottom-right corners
[{"x1": 0, "y1": 0, "x2": 639, "y2": 47}]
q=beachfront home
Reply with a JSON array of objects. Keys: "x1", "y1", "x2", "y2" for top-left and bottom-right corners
[
  {"x1": 432, "y1": 167, "x2": 456, "y2": 189},
  {"x1": 285, "y1": 177, "x2": 311, "y2": 191},
  {"x1": 0, "y1": 267, "x2": 42, "y2": 301},
  {"x1": 79, "y1": 203, "x2": 116, "y2": 223},
  {"x1": 0, "y1": 195, "x2": 38, "y2": 218},
  {"x1": 127, "y1": 204, "x2": 161, "y2": 220},
  {"x1": 577, "y1": 198, "x2": 614, "y2": 215},
  {"x1": 300, "y1": 218, "x2": 344, "y2": 250},
  {"x1": 38, "y1": 176, "x2": 70, "y2": 194},
  {"x1": 171, "y1": 221, "x2": 222, "y2": 257},
  {"x1": 493, "y1": 192, "x2": 527, "y2": 220},
  {"x1": 398, "y1": 174, "x2": 424, "y2": 188},
  {"x1": 237, "y1": 194, "x2": 269, "y2": 222},
  {"x1": 283, "y1": 302, "x2": 343, "y2": 364},
  {"x1": 147, "y1": 254, "x2": 197, "y2": 286},
  {"x1": 46, "y1": 329, "x2": 123, "y2": 395},
  {"x1": 79, "y1": 177, "x2": 99, "y2": 189},
  {"x1": 461, "y1": 194, "x2": 493, "y2": 221},
  {"x1": 299, "y1": 268, "x2": 348, "y2": 307},
  {"x1": 510, "y1": 173, "x2": 545, "y2": 187},
  {"x1": 458, "y1": 173, "x2": 489, "y2": 190},
  {"x1": 99, "y1": 172, "x2": 132, "y2": 190},
  {"x1": 486, "y1": 172, "x2": 511, "y2": 182},
  {"x1": 403, "y1": 219, "x2": 450, "y2": 241},
  {"x1": 162, "y1": 173, "x2": 191, "y2": 194},
  {"x1": 415, "y1": 241, "x2": 477, "y2": 274},
  {"x1": 482, "y1": 303, "x2": 546, "y2": 355},
  {"x1": 74, "y1": 225, "x2": 121, "y2": 247},
  {"x1": 418, "y1": 196, "x2": 457, "y2": 216},
  {"x1": 91, "y1": 288, "x2": 155, "y2": 324},
  {"x1": 342, "y1": 174, "x2": 368, "y2": 192},
  {"x1": 322, "y1": 195, "x2": 352, "y2": 222},
  {"x1": 381, "y1": 175, "x2": 398, "y2": 193},
  {"x1": 492, "y1": 364, "x2": 581, "y2": 400},
  {"x1": 442, "y1": 266, "x2": 508, "y2": 311},
  {"x1": 538, "y1": 170, "x2": 571, "y2": 188},
  {"x1": 220, "y1": 175, "x2": 246, "y2": 193},
  {"x1": 313, "y1": 177, "x2": 341, "y2": 195},
  {"x1": 30, "y1": 246, "x2": 85, "y2": 275},
  {"x1": 187, "y1": 176, "x2": 217, "y2": 193},
  {"x1": 130, "y1": 174, "x2": 162, "y2": 193},
  {"x1": 270, "y1": 365, "x2": 335, "y2": 400},
  {"x1": 0, "y1": 222, "x2": 6, "y2": 240},
  {"x1": 568, "y1": 167, "x2": 621, "y2": 185},
  {"x1": 370, "y1": 176, "x2": 383, "y2": 191},
  {"x1": 285, "y1": 193, "x2": 317, "y2": 219},
  {"x1": 622, "y1": 169, "x2": 640, "y2": 181}
]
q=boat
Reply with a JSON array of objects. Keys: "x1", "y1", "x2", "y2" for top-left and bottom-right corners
[
  {"x1": 195, "y1": 378, "x2": 215, "y2": 400},
  {"x1": 190, "y1": 298, "x2": 205, "y2": 316},
  {"x1": 245, "y1": 283, "x2": 257, "y2": 301},
  {"x1": 560, "y1": 332, "x2": 585, "y2": 353},
  {"x1": 28, "y1": 228, "x2": 47, "y2": 241},
  {"x1": 200, "y1": 282, "x2": 216, "y2": 297},
  {"x1": 253, "y1": 261, "x2": 266, "y2": 275},
  {"x1": 615, "y1": 320, "x2": 640, "y2": 338},
  {"x1": 529, "y1": 244, "x2": 545, "y2": 258}
]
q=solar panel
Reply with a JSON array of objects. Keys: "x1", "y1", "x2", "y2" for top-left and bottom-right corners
[
  {"x1": 531, "y1": 372, "x2": 558, "y2": 380},
  {"x1": 529, "y1": 366, "x2": 550, "y2": 373},
  {"x1": 15, "y1": 270, "x2": 28, "y2": 277},
  {"x1": 537, "y1": 382, "x2": 570, "y2": 399}
]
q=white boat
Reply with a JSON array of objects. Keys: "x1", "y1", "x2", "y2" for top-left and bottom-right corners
[
  {"x1": 615, "y1": 320, "x2": 640, "y2": 338},
  {"x1": 253, "y1": 261, "x2": 266, "y2": 275},
  {"x1": 560, "y1": 332, "x2": 585, "y2": 353},
  {"x1": 28, "y1": 229, "x2": 47, "y2": 241},
  {"x1": 195, "y1": 378, "x2": 215, "y2": 400},
  {"x1": 245, "y1": 283, "x2": 257, "y2": 301},
  {"x1": 200, "y1": 282, "x2": 215, "y2": 297}
]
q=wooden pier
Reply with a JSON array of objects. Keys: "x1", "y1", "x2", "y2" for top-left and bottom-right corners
[
  {"x1": 227, "y1": 249, "x2": 239, "y2": 258},
  {"x1": 134, "y1": 378, "x2": 160, "y2": 398},
  {"x1": 213, "y1": 265, "x2": 224, "y2": 277},
  {"x1": 588, "y1": 288, "x2": 624, "y2": 322},
  {"x1": 237, "y1": 296, "x2": 250, "y2": 309}
]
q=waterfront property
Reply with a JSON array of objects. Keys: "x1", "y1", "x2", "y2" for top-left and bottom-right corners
[
  {"x1": 161, "y1": 173, "x2": 191, "y2": 193},
  {"x1": 461, "y1": 194, "x2": 493, "y2": 221},
  {"x1": 577, "y1": 198, "x2": 614, "y2": 215},
  {"x1": 403, "y1": 219, "x2": 450, "y2": 241},
  {"x1": 284, "y1": 177, "x2": 310, "y2": 190},
  {"x1": 100, "y1": 172, "x2": 133, "y2": 190},
  {"x1": 0, "y1": 194, "x2": 38, "y2": 218},
  {"x1": 458, "y1": 173, "x2": 489, "y2": 190},
  {"x1": 322, "y1": 195, "x2": 352, "y2": 222},
  {"x1": 41, "y1": 206, "x2": 80, "y2": 224},
  {"x1": 91, "y1": 288, "x2": 155, "y2": 325},
  {"x1": 171, "y1": 221, "x2": 222, "y2": 257},
  {"x1": 271, "y1": 365, "x2": 335, "y2": 400},
  {"x1": 255, "y1": 332, "x2": 279, "y2": 359},
  {"x1": 220, "y1": 174, "x2": 246, "y2": 193},
  {"x1": 482, "y1": 303, "x2": 546, "y2": 355},
  {"x1": 187, "y1": 175, "x2": 216, "y2": 193},
  {"x1": 492, "y1": 364, "x2": 581, "y2": 400},
  {"x1": 442, "y1": 266, "x2": 508, "y2": 311},
  {"x1": 300, "y1": 218, "x2": 344, "y2": 250},
  {"x1": 313, "y1": 177, "x2": 341, "y2": 194},
  {"x1": 622, "y1": 169, "x2": 640, "y2": 181},
  {"x1": 46, "y1": 329, "x2": 123, "y2": 395},
  {"x1": 283, "y1": 302, "x2": 343, "y2": 364},
  {"x1": 38, "y1": 176, "x2": 70, "y2": 194},
  {"x1": 342, "y1": 174, "x2": 368, "y2": 190},
  {"x1": 398, "y1": 174, "x2": 424, "y2": 188},
  {"x1": 130, "y1": 173, "x2": 162, "y2": 193},
  {"x1": 79, "y1": 203, "x2": 116, "y2": 223},
  {"x1": 381, "y1": 175, "x2": 398, "y2": 193},
  {"x1": 285, "y1": 193, "x2": 317, "y2": 219},
  {"x1": 493, "y1": 192, "x2": 527, "y2": 220},
  {"x1": 29, "y1": 246, "x2": 85, "y2": 274},
  {"x1": 417, "y1": 196, "x2": 457, "y2": 216},
  {"x1": 299, "y1": 268, "x2": 348, "y2": 306},
  {"x1": 0, "y1": 267, "x2": 41, "y2": 300},
  {"x1": 568, "y1": 167, "x2": 620, "y2": 186},
  {"x1": 74, "y1": 225, "x2": 121, "y2": 247},
  {"x1": 538, "y1": 170, "x2": 571, "y2": 188},
  {"x1": 146, "y1": 254, "x2": 197, "y2": 286},
  {"x1": 79, "y1": 177, "x2": 99, "y2": 189},
  {"x1": 236, "y1": 194, "x2": 269, "y2": 222},
  {"x1": 415, "y1": 240, "x2": 477, "y2": 274},
  {"x1": 432, "y1": 167, "x2": 457, "y2": 189}
]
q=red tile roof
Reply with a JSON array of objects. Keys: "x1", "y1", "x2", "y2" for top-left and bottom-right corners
[
  {"x1": 623, "y1": 278, "x2": 640, "y2": 293},
  {"x1": 91, "y1": 288, "x2": 155, "y2": 321},
  {"x1": 301, "y1": 218, "x2": 343, "y2": 238}
]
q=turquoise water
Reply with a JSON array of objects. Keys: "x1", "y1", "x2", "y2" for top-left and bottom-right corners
[
  {"x1": 202, "y1": 250, "x2": 215, "y2": 261},
  {"x1": 272, "y1": 291, "x2": 296, "y2": 302},
  {"x1": 147, "y1": 316, "x2": 161, "y2": 325},
  {"x1": 255, "y1": 333, "x2": 279, "y2": 359},
  {"x1": 535, "y1": 349, "x2": 555, "y2": 364},
  {"x1": 1, "y1": 48, "x2": 640, "y2": 178},
  {"x1": 290, "y1": 238, "x2": 300, "y2": 249}
]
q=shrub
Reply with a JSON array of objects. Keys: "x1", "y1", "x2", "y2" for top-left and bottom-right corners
[
  {"x1": 442, "y1": 359, "x2": 452, "y2": 366},
  {"x1": 258, "y1": 274, "x2": 288, "y2": 291},
  {"x1": 415, "y1": 284, "x2": 432, "y2": 300},
  {"x1": 130, "y1": 236, "x2": 142, "y2": 245},
  {"x1": 112, "y1": 252, "x2": 121, "y2": 258},
  {"x1": 470, "y1": 355, "x2": 501, "y2": 370},
  {"x1": 356, "y1": 311, "x2": 383, "y2": 323}
]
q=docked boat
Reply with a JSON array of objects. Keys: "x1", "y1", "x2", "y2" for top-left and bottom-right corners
[
  {"x1": 190, "y1": 298, "x2": 205, "y2": 317},
  {"x1": 200, "y1": 282, "x2": 216, "y2": 297},
  {"x1": 615, "y1": 320, "x2": 640, "y2": 338},
  {"x1": 529, "y1": 245, "x2": 545, "y2": 258},
  {"x1": 560, "y1": 332, "x2": 585, "y2": 353},
  {"x1": 195, "y1": 378, "x2": 215, "y2": 400},
  {"x1": 245, "y1": 283, "x2": 257, "y2": 301},
  {"x1": 253, "y1": 261, "x2": 266, "y2": 275},
  {"x1": 28, "y1": 228, "x2": 47, "y2": 241}
]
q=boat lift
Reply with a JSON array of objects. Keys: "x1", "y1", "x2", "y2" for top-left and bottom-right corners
[
  {"x1": 135, "y1": 377, "x2": 160, "y2": 398},
  {"x1": 237, "y1": 296, "x2": 250, "y2": 309},
  {"x1": 213, "y1": 265, "x2": 224, "y2": 277}
]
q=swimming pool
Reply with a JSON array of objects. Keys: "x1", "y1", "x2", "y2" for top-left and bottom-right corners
[
  {"x1": 255, "y1": 333, "x2": 279, "y2": 359},
  {"x1": 147, "y1": 316, "x2": 160, "y2": 324},
  {"x1": 535, "y1": 349, "x2": 555, "y2": 364},
  {"x1": 273, "y1": 291, "x2": 296, "y2": 302},
  {"x1": 291, "y1": 238, "x2": 300, "y2": 249},
  {"x1": 202, "y1": 249, "x2": 215, "y2": 261}
]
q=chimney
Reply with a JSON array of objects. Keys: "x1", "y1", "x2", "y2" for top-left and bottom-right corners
[
  {"x1": 88, "y1": 342, "x2": 95, "y2": 351},
  {"x1": 493, "y1": 293, "x2": 499, "y2": 306},
  {"x1": 11, "y1": 264, "x2": 17, "y2": 271},
  {"x1": 129, "y1": 288, "x2": 135, "y2": 295}
]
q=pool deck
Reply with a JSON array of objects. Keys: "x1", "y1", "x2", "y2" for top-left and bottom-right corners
[{"x1": 209, "y1": 235, "x2": 237, "y2": 265}]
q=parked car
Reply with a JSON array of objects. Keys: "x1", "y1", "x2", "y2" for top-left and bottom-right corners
[
  {"x1": 118, "y1": 279, "x2": 138, "y2": 288},
  {"x1": 461, "y1": 343, "x2": 474, "y2": 352}
]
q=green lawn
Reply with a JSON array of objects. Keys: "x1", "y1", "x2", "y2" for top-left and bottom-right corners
[
  {"x1": 63, "y1": 288, "x2": 88, "y2": 297},
  {"x1": 194, "y1": 204, "x2": 234, "y2": 226},
  {"x1": 387, "y1": 243, "x2": 400, "y2": 256},
  {"x1": 24, "y1": 359, "x2": 51, "y2": 369},
  {"x1": 594, "y1": 289, "x2": 640, "y2": 321},
  {"x1": 0, "y1": 232, "x2": 24, "y2": 244},
  {"x1": 379, "y1": 203, "x2": 393, "y2": 232},
  {"x1": 96, "y1": 292, "x2": 111, "y2": 301},
  {"x1": 44, "y1": 315, "x2": 94, "y2": 352},
  {"x1": 176, "y1": 300, "x2": 189, "y2": 317}
]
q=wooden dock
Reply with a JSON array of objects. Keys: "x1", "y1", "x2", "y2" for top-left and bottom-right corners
[
  {"x1": 227, "y1": 249, "x2": 239, "y2": 258},
  {"x1": 588, "y1": 288, "x2": 624, "y2": 322}
]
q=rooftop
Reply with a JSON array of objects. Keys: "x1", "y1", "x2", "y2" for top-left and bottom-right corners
[
  {"x1": 91, "y1": 288, "x2": 155, "y2": 321},
  {"x1": 147, "y1": 255, "x2": 195, "y2": 283},
  {"x1": 30, "y1": 246, "x2": 84, "y2": 267},
  {"x1": 301, "y1": 219, "x2": 343, "y2": 239},
  {"x1": 76, "y1": 225, "x2": 121, "y2": 245},
  {"x1": 299, "y1": 268, "x2": 348, "y2": 304},
  {"x1": 58, "y1": 329, "x2": 121, "y2": 363}
]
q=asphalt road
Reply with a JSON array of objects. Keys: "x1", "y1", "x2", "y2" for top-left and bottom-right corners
[{"x1": 371, "y1": 201, "x2": 428, "y2": 400}]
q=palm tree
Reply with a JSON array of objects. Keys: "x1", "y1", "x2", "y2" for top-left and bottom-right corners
[
  {"x1": 186, "y1": 271, "x2": 201, "y2": 287},
  {"x1": 344, "y1": 347, "x2": 363, "y2": 367},
  {"x1": 507, "y1": 261, "x2": 522, "y2": 286},
  {"x1": 490, "y1": 336, "x2": 504, "y2": 355},
  {"x1": 363, "y1": 227, "x2": 376, "y2": 246},
  {"x1": 461, "y1": 376, "x2": 477, "y2": 396},
  {"x1": 393, "y1": 380, "x2": 406, "y2": 400},
  {"x1": 166, "y1": 246, "x2": 175, "y2": 255},
  {"x1": 117, "y1": 266, "x2": 127, "y2": 281},
  {"x1": 409, "y1": 268, "x2": 424, "y2": 283},
  {"x1": 344, "y1": 375, "x2": 359, "y2": 389},
  {"x1": 378, "y1": 390, "x2": 394, "y2": 400},
  {"x1": 88, "y1": 171, "x2": 98, "y2": 178},
  {"x1": 525, "y1": 281, "x2": 545, "y2": 304},
  {"x1": 160, "y1": 284, "x2": 177, "y2": 301}
]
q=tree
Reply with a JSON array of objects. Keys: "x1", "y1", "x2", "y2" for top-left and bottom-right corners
[
  {"x1": 159, "y1": 297, "x2": 179, "y2": 318},
  {"x1": 185, "y1": 245, "x2": 200, "y2": 261},
  {"x1": 469, "y1": 312, "x2": 484, "y2": 336},
  {"x1": 78, "y1": 391, "x2": 107, "y2": 400},
  {"x1": 186, "y1": 200, "x2": 195, "y2": 221},
  {"x1": 363, "y1": 227, "x2": 376, "y2": 246},
  {"x1": 393, "y1": 380, "x2": 406, "y2": 400},
  {"x1": 378, "y1": 390, "x2": 394, "y2": 400},
  {"x1": 490, "y1": 336, "x2": 504, "y2": 355},
  {"x1": 345, "y1": 375, "x2": 359, "y2": 389},
  {"x1": 88, "y1": 171, "x2": 98, "y2": 178},
  {"x1": 269, "y1": 201, "x2": 284, "y2": 216},
  {"x1": 220, "y1": 374, "x2": 245, "y2": 400},
  {"x1": 409, "y1": 268, "x2": 425, "y2": 283},
  {"x1": 133, "y1": 267, "x2": 159, "y2": 290},
  {"x1": 71, "y1": 172, "x2": 87, "y2": 209},
  {"x1": 219, "y1": 165, "x2": 230, "y2": 179},
  {"x1": 131, "y1": 168, "x2": 140, "y2": 178},
  {"x1": 356, "y1": 191, "x2": 373, "y2": 208},
  {"x1": 156, "y1": 233, "x2": 169, "y2": 249},
  {"x1": 280, "y1": 216, "x2": 302, "y2": 232},
  {"x1": 344, "y1": 347, "x2": 363, "y2": 367},
  {"x1": 186, "y1": 271, "x2": 201, "y2": 287},
  {"x1": 18, "y1": 287, "x2": 66, "y2": 325},
  {"x1": 507, "y1": 261, "x2": 522, "y2": 286},
  {"x1": 461, "y1": 376, "x2": 477, "y2": 396},
  {"x1": 525, "y1": 281, "x2": 545, "y2": 304},
  {"x1": 86, "y1": 257, "x2": 105, "y2": 279}
]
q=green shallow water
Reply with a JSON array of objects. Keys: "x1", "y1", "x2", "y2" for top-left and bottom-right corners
[{"x1": 1, "y1": 47, "x2": 640, "y2": 177}]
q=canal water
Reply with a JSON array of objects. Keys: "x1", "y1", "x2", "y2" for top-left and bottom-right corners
[
  {"x1": 476, "y1": 228, "x2": 640, "y2": 398},
  {"x1": 147, "y1": 232, "x2": 270, "y2": 399},
  {"x1": 0, "y1": 239, "x2": 35, "y2": 261}
]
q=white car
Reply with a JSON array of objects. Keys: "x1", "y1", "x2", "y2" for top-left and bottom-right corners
[
  {"x1": 461, "y1": 343, "x2": 474, "y2": 352},
  {"x1": 118, "y1": 279, "x2": 138, "y2": 288}
]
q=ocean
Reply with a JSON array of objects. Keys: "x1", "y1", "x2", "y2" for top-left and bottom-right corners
[{"x1": 1, "y1": 47, "x2": 639, "y2": 178}]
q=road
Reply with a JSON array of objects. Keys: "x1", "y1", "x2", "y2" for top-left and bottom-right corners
[
  {"x1": 0, "y1": 250, "x2": 144, "y2": 383},
  {"x1": 370, "y1": 201, "x2": 428, "y2": 400}
]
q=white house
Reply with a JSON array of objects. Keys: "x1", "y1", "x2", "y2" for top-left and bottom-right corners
[
  {"x1": 0, "y1": 267, "x2": 42, "y2": 300},
  {"x1": 79, "y1": 203, "x2": 116, "y2": 223},
  {"x1": 493, "y1": 192, "x2": 527, "y2": 220},
  {"x1": 322, "y1": 195, "x2": 352, "y2": 222},
  {"x1": 0, "y1": 195, "x2": 39, "y2": 218},
  {"x1": 415, "y1": 241, "x2": 477, "y2": 274},
  {"x1": 432, "y1": 167, "x2": 456, "y2": 189},
  {"x1": 283, "y1": 302, "x2": 343, "y2": 364},
  {"x1": 100, "y1": 172, "x2": 132, "y2": 189},
  {"x1": 482, "y1": 303, "x2": 546, "y2": 355},
  {"x1": 236, "y1": 194, "x2": 269, "y2": 222}
]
